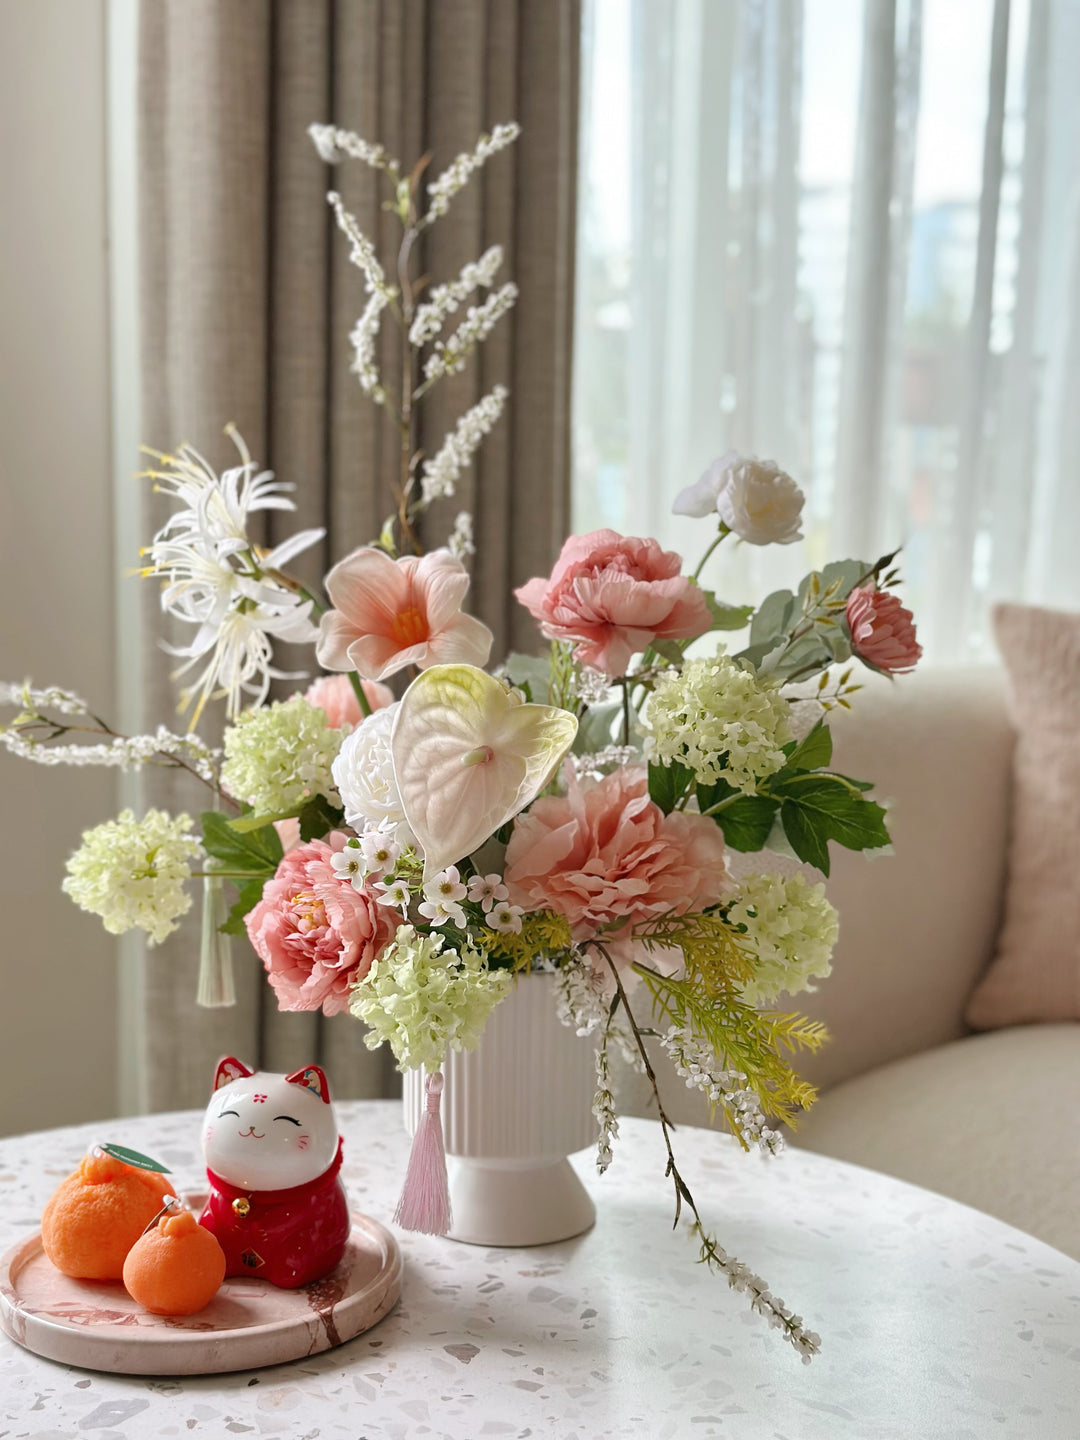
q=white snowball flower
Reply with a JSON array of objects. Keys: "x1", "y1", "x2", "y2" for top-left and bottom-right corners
[
  {"x1": 673, "y1": 452, "x2": 805, "y2": 547},
  {"x1": 331, "y1": 703, "x2": 407, "y2": 832}
]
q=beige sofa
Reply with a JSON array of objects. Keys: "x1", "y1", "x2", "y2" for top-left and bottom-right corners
[{"x1": 627, "y1": 666, "x2": 1080, "y2": 1260}]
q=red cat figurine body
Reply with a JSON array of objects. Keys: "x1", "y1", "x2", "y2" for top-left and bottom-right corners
[{"x1": 198, "y1": 1057, "x2": 350, "y2": 1289}]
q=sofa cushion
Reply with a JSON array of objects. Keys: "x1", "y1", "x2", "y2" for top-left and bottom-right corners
[
  {"x1": 966, "y1": 604, "x2": 1080, "y2": 1029},
  {"x1": 790, "y1": 1024, "x2": 1080, "y2": 1258}
]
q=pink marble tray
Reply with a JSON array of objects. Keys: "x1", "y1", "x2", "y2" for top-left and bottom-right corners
[{"x1": 0, "y1": 1210, "x2": 402, "y2": 1375}]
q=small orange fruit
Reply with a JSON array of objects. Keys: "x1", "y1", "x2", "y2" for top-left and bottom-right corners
[
  {"x1": 123, "y1": 1209, "x2": 226, "y2": 1315},
  {"x1": 41, "y1": 1152, "x2": 175, "y2": 1280}
]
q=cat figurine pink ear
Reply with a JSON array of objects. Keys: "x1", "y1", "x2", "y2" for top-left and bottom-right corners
[{"x1": 197, "y1": 1058, "x2": 350, "y2": 1289}]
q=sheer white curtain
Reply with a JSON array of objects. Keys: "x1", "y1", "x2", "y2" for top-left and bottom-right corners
[{"x1": 573, "y1": 0, "x2": 1080, "y2": 660}]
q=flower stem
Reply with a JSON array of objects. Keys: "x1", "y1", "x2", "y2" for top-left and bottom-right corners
[
  {"x1": 692, "y1": 523, "x2": 731, "y2": 583},
  {"x1": 348, "y1": 672, "x2": 373, "y2": 719}
]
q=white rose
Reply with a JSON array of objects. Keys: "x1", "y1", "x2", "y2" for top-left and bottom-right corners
[
  {"x1": 331, "y1": 703, "x2": 406, "y2": 831},
  {"x1": 673, "y1": 452, "x2": 805, "y2": 546}
]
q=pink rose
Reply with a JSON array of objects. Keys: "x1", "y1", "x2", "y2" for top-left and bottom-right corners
[
  {"x1": 304, "y1": 673, "x2": 394, "y2": 729},
  {"x1": 316, "y1": 547, "x2": 493, "y2": 682},
  {"x1": 515, "y1": 530, "x2": 711, "y2": 677},
  {"x1": 845, "y1": 586, "x2": 921, "y2": 674},
  {"x1": 245, "y1": 834, "x2": 397, "y2": 1016},
  {"x1": 503, "y1": 766, "x2": 729, "y2": 955}
]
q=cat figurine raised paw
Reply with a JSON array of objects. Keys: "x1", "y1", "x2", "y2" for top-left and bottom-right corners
[{"x1": 198, "y1": 1056, "x2": 350, "y2": 1289}]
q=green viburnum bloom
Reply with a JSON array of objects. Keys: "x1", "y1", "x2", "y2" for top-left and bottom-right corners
[
  {"x1": 645, "y1": 651, "x2": 793, "y2": 794},
  {"x1": 351, "y1": 923, "x2": 513, "y2": 1072},
  {"x1": 62, "y1": 807, "x2": 202, "y2": 945},
  {"x1": 727, "y1": 871, "x2": 839, "y2": 1005},
  {"x1": 221, "y1": 695, "x2": 343, "y2": 814}
]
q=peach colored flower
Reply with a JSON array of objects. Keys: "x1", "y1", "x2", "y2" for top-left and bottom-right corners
[
  {"x1": 845, "y1": 586, "x2": 922, "y2": 674},
  {"x1": 304, "y1": 673, "x2": 394, "y2": 728},
  {"x1": 316, "y1": 547, "x2": 493, "y2": 682},
  {"x1": 503, "y1": 766, "x2": 729, "y2": 953},
  {"x1": 514, "y1": 530, "x2": 711, "y2": 677},
  {"x1": 245, "y1": 833, "x2": 397, "y2": 1016}
]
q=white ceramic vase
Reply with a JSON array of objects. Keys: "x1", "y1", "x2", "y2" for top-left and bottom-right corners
[{"x1": 402, "y1": 972, "x2": 597, "y2": 1246}]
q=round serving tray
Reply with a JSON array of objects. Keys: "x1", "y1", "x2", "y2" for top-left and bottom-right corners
[{"x1": 0, "y1": 1209, "x2": 401, "y2": 1375}]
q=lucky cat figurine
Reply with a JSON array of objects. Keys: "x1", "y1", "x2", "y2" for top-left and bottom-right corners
[{"x1": 198, "y1": 1056, "x2": 351, "y2": 1289}]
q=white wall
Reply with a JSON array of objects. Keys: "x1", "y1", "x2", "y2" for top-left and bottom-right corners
[{"x1": 0, "y1": 0, "x2": 120, "y2": 1134}]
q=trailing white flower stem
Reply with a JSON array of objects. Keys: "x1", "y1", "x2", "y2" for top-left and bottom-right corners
[{"x1": 589, "y1": 940, "x2": 821, "y2": 1364}]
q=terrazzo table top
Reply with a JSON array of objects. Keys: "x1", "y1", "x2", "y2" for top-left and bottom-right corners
[{"x1": 1, "y1": 1100, "x2": 1078, "y2": 1439}]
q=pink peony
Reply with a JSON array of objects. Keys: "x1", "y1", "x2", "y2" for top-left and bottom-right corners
[
  {"x1": 316, "y1": 547, "x2": 493, "y2": 682},
  {"x1": 514, "y1": 530, "x2": 712, "y2": 677},
  {"x1": 845, "y1": 586, "x2": 922, "y2": 674},
  {"x1": 245, "y1": 833, "x2": 397, "y2": 1016},
  {"x1": 503, "y1": 766, "x2": 729, "y2": 956},
  {"x1": 304, "y1": 673, "x2": 394, "y2": 729}
]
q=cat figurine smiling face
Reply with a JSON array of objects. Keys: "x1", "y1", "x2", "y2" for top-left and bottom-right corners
[{"x1": 202, "y1": 1056, "x2": 340, "y2": 1192}]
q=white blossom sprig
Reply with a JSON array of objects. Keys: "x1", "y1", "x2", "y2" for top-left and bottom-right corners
[
  {"x1": 350, "y1": 293, "x2": 390, "y2": 401},
  {"x1": 409, "y1": 246, "x2": 504, "y2": 347},
  {"x1": 308, "y1": 124, "x2": 401, "y2": 176},
  {"x1": 692, "y1": 1224, "x2": 822, "y2": 1364},
  {"x1": 555, "y1": 955, "x2": 610, "y2": 1036},
  {"x1": 421, "y1": 283, "x2": 518, "y2": 384},
  {"x1": 661, "y1": 1028, "x2": 783, "y2": 1155},
  {"x1": 568, "y1": 744, "x2": 639, "y2": 782},
  {"x1": 0, "y1": 681, "x2": 92, "y2": 718},
  {"x1": 419, "y1": 385, "x2": 508, "y2": 505},
  {"x1": 0, "y1": 725, "x2": 221, "y2": 785},
  {"x1": 447, "y1": 511, "x2": 476, "y2": 561},
  {"x1": 422, "y1": 123, "x2": 521, "y2": 225},
  {"x1": 326, "y1": 192, "x2": 394, "y2": 298},
  {"x1": 592, "y1": 1036, "x2": 619, "y2": 1173}
]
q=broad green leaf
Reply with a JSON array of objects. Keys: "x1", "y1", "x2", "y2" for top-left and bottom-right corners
[
  {"x1": 701, "y1": 594, "x2": 755, "y2": 631},
  {"x1": 785, "y1": 722, "x2": 833, "y2": 772},
  {"x1": 227, "y1": 808, "x2": 299, "y2": 833},
  {"x1": 202, "y1": 810, "x2": 283, "y2": 874},
  {"x1": 221, "y1": 877, "x2": 270, "y2": 936},
  {"x1": 779, "y1": 799, "x2": 832, "y2": 874},
  {"x1": 650, "y1": 638, "x2": 686, "y2": 664},
  {"x1": 713, "y1": 795, "x2": 780, "y2": 851},
  {"x1": 771, "y1": 774, "x2": 890, "y2": 875},
  {"x1": 749, "y1": 589, "x2": 796, "y2": 648},
  {"x1": 100, "y1": 1143, "x2": 171, "y2": 1175},
  {"x1": 298, "y1": 794, "x2": 345, "y2": 843},
  {"x1": 393, "y1": 664, "x2": 579, "y2": 880},
  {"x1": 648, "y1": 758, "x2": 694, "y2": 814},
  {"x1": 695, "y1": 777, "x2": 737, "y2": 814}
]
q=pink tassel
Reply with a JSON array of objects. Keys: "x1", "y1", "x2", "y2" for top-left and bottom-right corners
[{"x1": 394, "y1": 1071, "x2": 452, "y2": 1235}]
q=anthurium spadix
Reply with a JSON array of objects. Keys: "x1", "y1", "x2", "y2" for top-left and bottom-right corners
[{"x1": 391, "y1": 664, "x2": 578, "y2": 881}]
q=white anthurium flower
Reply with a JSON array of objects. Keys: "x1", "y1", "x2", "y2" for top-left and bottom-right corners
[{"x1": 392, "y1": 664, "x2": 579, "y2": 882}]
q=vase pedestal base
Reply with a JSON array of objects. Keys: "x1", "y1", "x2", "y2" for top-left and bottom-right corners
[{"x1": 447, "y1": 1156, "x2": 595, "y2": 1248}]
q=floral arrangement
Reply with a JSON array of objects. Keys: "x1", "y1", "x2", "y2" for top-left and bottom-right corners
[{"x1": 0, "y1": 118, "x2": 921, "y2": 1364}]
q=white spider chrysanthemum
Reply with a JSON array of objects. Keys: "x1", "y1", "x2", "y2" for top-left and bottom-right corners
[
  {"x1": 140, "y1": 429, "x2": 323, "y2": 724},
  {"x1": 420, "y1": 386, "x2": 508, "y2": 504}
]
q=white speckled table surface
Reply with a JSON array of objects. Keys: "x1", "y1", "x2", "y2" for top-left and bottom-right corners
[{"x1": 0, "y1": 1100, "x2": 1078, "y2": 1439}]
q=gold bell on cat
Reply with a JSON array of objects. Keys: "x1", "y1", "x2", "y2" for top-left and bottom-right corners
[{"x1": 231, "y1": 1196, "x2": 251, "y2": 1217}]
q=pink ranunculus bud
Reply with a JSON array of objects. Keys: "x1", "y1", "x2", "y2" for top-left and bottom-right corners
[
  {"x1": 514, "y1": 529, "x2": 712, "y2": 678},
  {"x1": 304, "y1": 673, "x2": 394, "y2": 729},
  {"x1": 845, "y1": 586, "x2": 922, "y2": 674}
]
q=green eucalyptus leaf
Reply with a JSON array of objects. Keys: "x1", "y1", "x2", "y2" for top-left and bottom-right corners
[
  {"x1": 574, "y1": 700, "x2": 621, "y2": 754},
  {"x1": 749, "y1": 589, "x2": 796, "y2": 648},
  {"x1": 500, "y1": 651, "x2": 554, "y2": 705},
  {"x1": 701, "y1": 594, "x2": 755, "y2": 631}
]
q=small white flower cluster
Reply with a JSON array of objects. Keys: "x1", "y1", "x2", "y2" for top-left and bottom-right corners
[
  {"x1": 422, "y1": 283, "x2": 518, "y2": 382},
  {"x1": 662, "y1": 1029, "x2": 783, "y2": 1156},
  {"x1": 693, "y1": 1226, "x2": 821, "y2": 1363},
  {"x1": 413, "y1": 866, "x2": 522, "y2": 934},
  {"x1": 554, "y1": 957, "x2": 609, "y2": 1036},
  {"x1": 221, "y1": 696, "x2": 343, "y2": 814},
  {"x1": 569, "y1": 666, "x2": 613, "y2": 706},
  {"x1": 62, "y1": 807, "x2": 203, "y2": 946},
  {"x1": 308, "y1": 124, "x2": 399, "y2": 174},
  {"x1": 0, "y1": 724, "x2": 220, "y2": 783},
  {"x1": 645, "y1": 651, "x2": 793, "y2": 794},
  {"x1": 592, "y1": 1043, "x2": 619, "y2": 1173},
  {"x1": 447, "y1": 511, "x2": 475, "y2": 561},
  {"x1": 327, "y1": 191, "x2": 394, "y2": 401},
  {"x1": 425, "y1": 123, "x2": 521, "y2": 221},
  {"x1": 420, "y1": 386, "x2": 508, "y2": 504},
  {"x1": 409, "y1": 246, "x2": 504, "y2": 347},
  {"x1": 330, "y1": 831, "x2": 402, "y2": 892},
  {"x1": 727, "y1": 872, "x2": 839, "y2": 1005},
  {"x1": 568, "y1": 744, "x2": 639, "y2": 782},
  {"x1": 0, "y1": 681, "x2": 90, "y2": 716}
]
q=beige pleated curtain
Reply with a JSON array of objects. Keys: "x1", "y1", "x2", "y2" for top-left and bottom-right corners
[{"x1": 133, "y1": 0, "x2": 580, "y2": 1111}]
